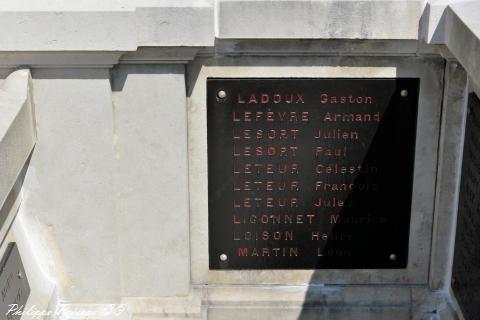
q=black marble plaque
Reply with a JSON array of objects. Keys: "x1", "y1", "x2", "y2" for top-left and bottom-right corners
[
  {"x1": 0, "y1": 243, "x2": 30, "y2": 320},
  {"x1": 207, "y1": 78, "x2": 419, "y2": 269},
  {"x1": 452, "y1": 93, "x2": 480, "y2": 320}
]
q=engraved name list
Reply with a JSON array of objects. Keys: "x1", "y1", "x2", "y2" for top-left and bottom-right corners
[{"x1": 207, "y1": 78, "x2": 419, "y2": 269}]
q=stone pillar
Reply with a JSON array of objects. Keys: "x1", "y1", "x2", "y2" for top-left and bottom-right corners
[
  {"x1": 111, "y1": 64, "x2": 190, "y2": 297},
  {"x1": 429, "y1": 61, "x2": 468, "y2": 291},
  {"x1": 23, "y1": 68, "x2": 121, "y2": 302},
  {"x1": 21, "y1": 65, "x2": 192, "y2": 305}
]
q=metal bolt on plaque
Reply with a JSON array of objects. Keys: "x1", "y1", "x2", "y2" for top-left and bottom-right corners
[
  {"x1": 390, "y1": 254, "x2": 398, "y2": 261},
  {"x1": 220, "y1": 254, "x2": 228, "y2": 261},
  {"x1": 400, "y1": 89, "x2": 408, "y2": 97},
  {"x1": 217, "y1": 90, "x2": 227, "y2": 100}
]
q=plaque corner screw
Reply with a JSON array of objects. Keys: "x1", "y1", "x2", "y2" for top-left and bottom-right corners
[
  {"x1": 220, "y1": 253, "x2": 228, "y2": 261},
  {"x1": 217, "y1": 90, "x2": 227, "y2": 100},
  {"x1": 389, "y1": 253, "x2": 397, "y2": 261},
  {"x1": 400, "y1": 89, "x2": 408, "y2": 98}
]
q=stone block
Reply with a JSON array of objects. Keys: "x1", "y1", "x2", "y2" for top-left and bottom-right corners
[
  {"x1": 111, "y1": 64, "x2": 190, "y2": 296},
  {"x1": 23, "y1": 68, "x2": 120, "y2": 302},
  {"x1": 216, "y1": 0, "x2": 423, "y2": 40}
]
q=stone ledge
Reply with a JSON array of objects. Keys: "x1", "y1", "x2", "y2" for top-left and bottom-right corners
[
  {"x1": 210, "y1": 39, "x2": 425, "y2": 56},
  {"x1": 204, "y1": 285, "x2": 454, "y2": 320},
  {"x1": 46, "y1": 285, "x2": 456, "y2": 319},
  {"x1": 446, "y1": 2, "x2": 480, "y2": 91},
  {"x1": 135, "y1": 4, "x2": 213, "y2": 47},
  {"x1": 0, "y1": 0, "x2": 433, "y2": 52},
  {"x1": 0, "y1": 0, "x2": 214, "y2": 51},
  {"x1": 216, "y1": 0, "x2": 423, "y2": 40},
  {"x1": 0, "y1": 11, "x2": 136, "y2": 51},
  {"x1": 425, "y1": 0, "x2": 480, "y2": 92}
]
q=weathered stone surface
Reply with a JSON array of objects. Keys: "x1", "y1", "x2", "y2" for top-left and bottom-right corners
[
  {"x1": 23, "y1": 68, "x2": 121, "y2": 302},
  {"x1": 425, "y1": 0, "x2": 480, "y2": 93},
  {"x1": 446, "y1": 2, "x2": 480, "y2": 91},
  {"x1": 216, "y1": 0, "x2": 423, "y2": 40},
  {"x1": 0, "y1": 69, "x2": 36, "y2": 213},
  {"x1": 0, "y1": 0, "x2": 214, "y2": 51},
  {"x1": 205, "y1": 285, "x2": 448, "y2": 320},
  {"x1": 135, "y1": 2, "x2": 214, "y2": 47},
  {"x1": 429, "y1": 62, "x2": 468, "y2": 291},
  {"x1": 111, "y1": 65, "x2": 190, "y2": 297}
]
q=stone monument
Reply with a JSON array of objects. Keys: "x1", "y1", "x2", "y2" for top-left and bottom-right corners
[{"x1": 0, "y1": 0, "x2": 478, "y2": 319}]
